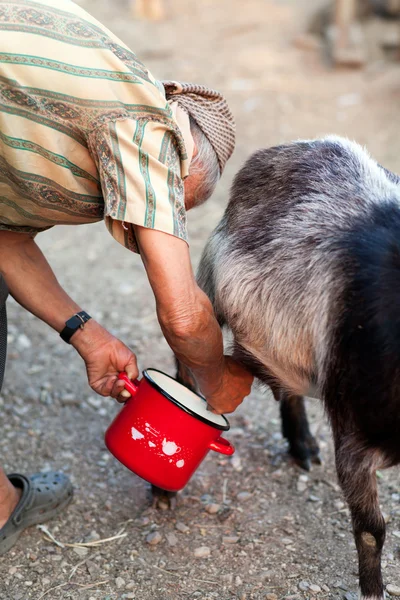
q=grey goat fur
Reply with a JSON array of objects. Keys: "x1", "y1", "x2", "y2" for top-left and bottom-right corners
[{"x1": 196, "y1": 136, "x2": 400, "y2": 599}]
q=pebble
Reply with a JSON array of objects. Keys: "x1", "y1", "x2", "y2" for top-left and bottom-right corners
[
  {"x1": 298, "y1": 581, "x2": 309, "y2": 591},
  {"x1": 73, "y1": 547, "x2": 88, "y2": 557},
  {"x1": 115, "y1": 577, "x2": 125, "y2": 589},
  {"x1": 8, "y1": 567, "x2": 17, "y2": 575},
  {"x1": 17, "y1": 333, "x2": 32, "y2": 350},
  {"x1": 60, "y1": 393, "x2": 80, "y2": 407},
  {"x1": 297, "y1": 475, "x2": 308, "y2": 493},
  {"x1": 175, "y1": 522, "x2": 190, "y2": 533},
  {"x1": 205, "y1": 503, "x2": 221, "y2": 515},
  {"x1": 146, "y1": 531, "x2": 162, "y2": 545},
  {"x1": 309, "y1": 584, "x2": 321, "y2": 593},
  {"x1": 126, "y1": 581, "x2": 136, "y2": 590},
  {"x1": 24, "y1": 581, "x2": 33, "y2": 587},
  {"x1": 194, "y1": 546, "x2": 210, "y2": 558},
  {"x1": 281, "y1": 537, "x2": 293, "y2": 546},
  {"x1": 235, "y1": 576, "x2": 243, "y2": 586},
  {"x1": 322, "y1": 585, "x2": 330, "y2": 592},
  {"x1": 166, "y1": 533, "x2": 178, "y2": 547},
  {"x1": 387, "y1": 585, "x2": 400, "y2": 596},
  {"x1": 265, "y1": 594, "x2": 278, "y2": 600},
  {"x1": 42, "y1": 578, "x2": 51, "y2": 586},
  {"x1": 223, "y1": 536, "x2": 240, "y2": 544},
  {"x1": 344, "y1": 593, "x2": 357, "y2": 600},
  {"x1": 231, "y1": 455, "x2": 242, "y2": 472},
  {"x1": 308, "y1": 495, "x2": 320, "y2": 503},
  {"x1": 236, "y1": 491, "x2": 252, "y2": 502},
  {"x1": 124, "y1": 594, "x2": 136, "y2": 599},
  {"x1": 392, "y1": 531, "x2": 400, "y2": 539}
]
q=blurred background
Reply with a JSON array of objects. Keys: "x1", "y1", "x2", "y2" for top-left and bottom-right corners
[{"x1": 1, "y1": 1, "x2": 400, "y2": 599}]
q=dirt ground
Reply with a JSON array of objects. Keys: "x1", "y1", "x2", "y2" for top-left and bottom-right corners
[{"x1": 0, "y1": 0, "x2": 399, "y2": 599}]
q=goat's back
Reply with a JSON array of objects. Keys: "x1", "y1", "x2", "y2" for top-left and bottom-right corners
[{"x1": 199, "y1": 137, "x2": 400, "y2": 438}]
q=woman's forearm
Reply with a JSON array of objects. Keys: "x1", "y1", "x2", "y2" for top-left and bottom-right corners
[
  {"x1": 0, "y1": 232, "x2": 81, "y2": 331},
  {"x1": 134, "y1": 226, "x2": 226, "y2": 397},
  {"x1": 157, "y1": 287, "x2": 226, "y2": 398}
]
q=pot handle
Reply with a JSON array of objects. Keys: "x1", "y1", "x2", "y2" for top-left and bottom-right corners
[
  {"x1": 208, "y1": 437, "x2": 235, "y2": 456},
  {"x1": 118, "y1": 372, "x2": 140, "y2": 396}
]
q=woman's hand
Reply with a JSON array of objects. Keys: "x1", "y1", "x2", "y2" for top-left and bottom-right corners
[
  {"x1": 72, "y1": 320, "x2": 138, "y2": 401},
  {"x1": 205, "y1": 356, "x2": 254, "y2": 414}
]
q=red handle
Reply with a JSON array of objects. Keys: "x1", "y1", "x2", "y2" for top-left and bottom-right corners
[
  {"x1": 208, "y1": 437, "x2": 235, "y2": 456},
  {"x1": 118, "y1": 372, "x2": 140, "y2": 396}
]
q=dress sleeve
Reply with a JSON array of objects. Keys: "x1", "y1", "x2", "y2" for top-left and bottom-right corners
[{"x1": 88, "y1": 118, "x2": 188, "y2": 253}]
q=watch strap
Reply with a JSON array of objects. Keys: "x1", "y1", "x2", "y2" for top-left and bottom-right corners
[{"x1": 60, "y1": 311, "x2": 91, "y2": 344}]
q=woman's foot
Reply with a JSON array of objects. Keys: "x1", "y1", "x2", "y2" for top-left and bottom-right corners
[{"x1": 0, "y1": 472, "x2": 73, "y2": 555}]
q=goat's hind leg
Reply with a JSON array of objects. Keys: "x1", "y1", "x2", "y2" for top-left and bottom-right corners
[
  {"x1": 279, "y1": 393, "x2": 321, "y2": 470},
  {"x1": 334, "y1": 433, "x2": 386, "y2": 600},
  {"x1": 278, "y1": 392, "x2": 321, "y2": 470}
]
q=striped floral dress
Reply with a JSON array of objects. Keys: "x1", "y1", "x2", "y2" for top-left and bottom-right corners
[{"x1": 0, "y1": 0, "x2": 189, "y2": 251}]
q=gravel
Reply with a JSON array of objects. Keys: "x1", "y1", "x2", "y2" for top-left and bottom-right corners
[{"x1": 0, "y1": 2, "x2": 399, "y2": 600}]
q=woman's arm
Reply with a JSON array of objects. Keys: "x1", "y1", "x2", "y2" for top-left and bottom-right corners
[
  {"x1": 134, "y1": 226, "x2": 253, "y2": 414},
  {"x1": 0, "y1": 231, "x2": 138, "y2": 398}
]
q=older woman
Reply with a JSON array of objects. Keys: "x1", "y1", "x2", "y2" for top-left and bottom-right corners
[{"x1": 0, "y1": 0, "x2": 253, "y2": 553}]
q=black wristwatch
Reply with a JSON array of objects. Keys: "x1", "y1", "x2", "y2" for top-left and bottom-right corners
[{"x1": 60, "y1": 311, "x2": 92, "y2": 344}]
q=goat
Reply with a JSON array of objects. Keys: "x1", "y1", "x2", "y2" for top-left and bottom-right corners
[{"x1": 191, "y1": 136, "x2": 400, "y2": 599}]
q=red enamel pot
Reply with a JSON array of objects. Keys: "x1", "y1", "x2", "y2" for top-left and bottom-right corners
[{"x1": 104, "y1": 369, "x2": 234, "y2": 492}]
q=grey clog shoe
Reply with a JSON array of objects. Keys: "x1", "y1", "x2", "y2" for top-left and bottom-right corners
[{"x1": 0, "y1": 472, "x2": 73, "y2": 555}]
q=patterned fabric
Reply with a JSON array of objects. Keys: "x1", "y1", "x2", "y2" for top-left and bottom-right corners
[
  {"x1": 0, "y1": 0, "x2": 189, "y2": 251},
  {"x1": 162, "y1": 80, "x2": 236, "y2": 174}
]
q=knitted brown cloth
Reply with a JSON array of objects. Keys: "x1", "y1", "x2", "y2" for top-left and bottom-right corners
[{"x1": 162, "y1": 80, "x2": 236, "y2": 174}]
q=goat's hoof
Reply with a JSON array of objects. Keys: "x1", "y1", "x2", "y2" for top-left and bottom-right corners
[
  {"x1": 296, "y1": 457, "x2": 311, "y2": 471},
  {"x1": 289, "y1": 437, "x2": 321, "y2": 471},
  {"x1": 151, "y1": 485, "x2": 178, "y2": 510}
]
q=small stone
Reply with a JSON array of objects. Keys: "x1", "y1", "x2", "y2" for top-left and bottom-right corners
[
  {"x1": 222, "y1": 573, "x2": 233, "y2": 584},
  {"x1": 8, "y1": 567, "x2": 17, "y2": 575},
  {"x1": 297, "y1": 476, "x2": 308, "y2": 493},
  {"x1": 194, "y1": 546, "x2": 210, "y2": 558},
  {"x1": 86, "y1": 560, "x2": 100, "y2": 579},
  {"x1": 125, "y1": 594, "x2": 136, "y2": 599},
  {"x1": 387, "y1": 585, "x2": 400, "y2": 596},
  {"x1": 166, "y1": 533, "x2": 178, "y2": 547},
  {"x1": 236, "y1": 491, "x2": 252, "y2": 502},
  {"x1": 231, "y1": 455, "x2": 242, "y2": 472},
  {"x1": 115, "y1": 577, "x2": 125, "y2": 589},
  {"x1": 86, "y1": 396, "x2": 102, "y2": 409},
  {"x1": 265, "y1": 594, "x2": 278, "y2": 600},
  {"x1": 42, "y1": 578, "x2": 50, "y2": 586},
  {"x1": 223, "y1": 536, "x2": 240, "y2": 544},
  {"x1": 17, "y1": 334, "x2": 32, "y2": 350},
  {"x1": 175, "y1": 522, "x2": 190, "y2": 533},
  {"x1": 308, "y1": 495, "x2": 321, "y2": 503},
  {"x1": 25, "y1": 581, "x2": 33, "y2": 586},
  {"x1": 126, "y1": 581, "x2": 136, "y2": 590},
  {"x1": 392, "y1": 531, "x2": 400, "y2": 539},
  {"x1": 281, "y1": 537, "x2": 293, "y2": 546},
  {"x1": 60, "y1": 393, "x2": 80, "y2": 407},
  {"x1": 334, "y1": 500, "x2": 345, "y2": 510},
  {"x1": 309, "y1": 584, "x2": 321, "y2": 593},
  {"x1": 205, "y1": 503, "x2": 221, "y2": 515},
  {"x1": 322, "y1": 585, "x2": 330, "y2": 592},
  {"x1": 235, "y1": 576, "x2": 243, "y2": 586},
  {"x1": 344, "y1": 593, "x2": 357, "y2": 600},
  {"x1": 298, "y1": 581, "x2": 310, "y2": 591},
  {"x1": 85, "y1": 530, "x2": 100, "y2": 542},
  {"x1": 73, "y1": 547, "x2": 88, "y2": 557},
  {"x1": 146, "y1": 531, "x2": 162, "y2": 546}
]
